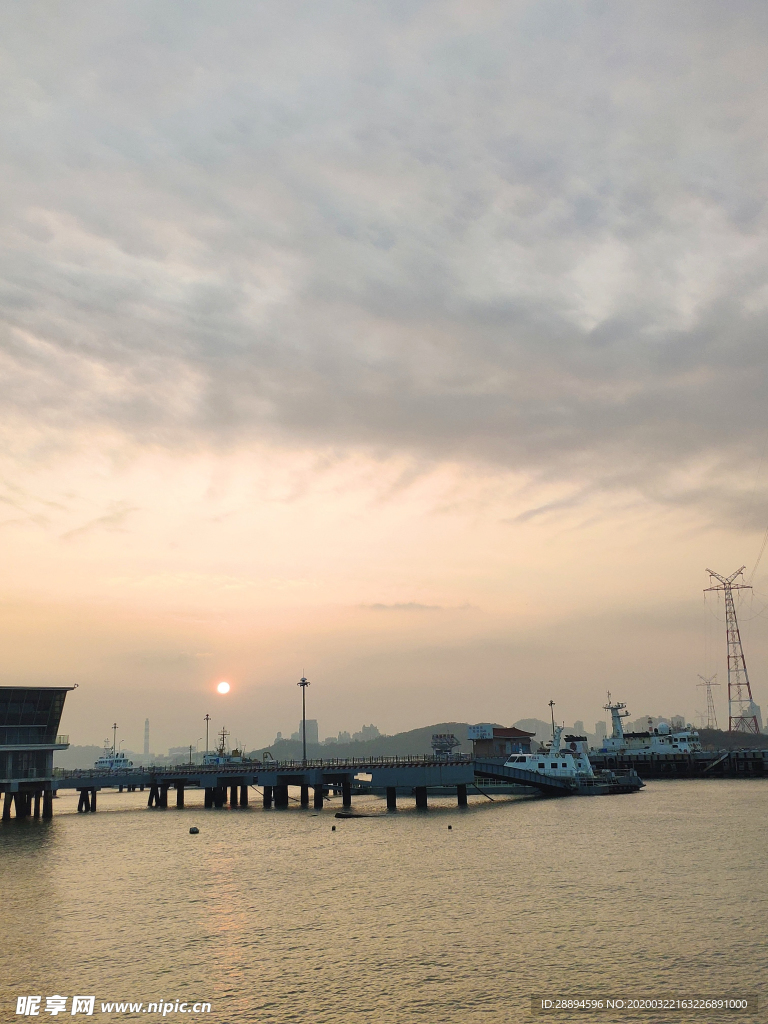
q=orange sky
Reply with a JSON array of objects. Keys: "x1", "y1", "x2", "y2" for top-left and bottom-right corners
[{"x1": 2, "y1": 3, "x2": 768, "y2": 751}]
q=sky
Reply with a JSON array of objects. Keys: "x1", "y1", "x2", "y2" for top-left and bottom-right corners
[{"x1": 3, "y1": 1, "x2": 768, "y2": 752}]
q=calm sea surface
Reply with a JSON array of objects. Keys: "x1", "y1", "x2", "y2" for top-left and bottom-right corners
[{"x1": 0, "y1": 781, "x2": 765, "y2": 1023}]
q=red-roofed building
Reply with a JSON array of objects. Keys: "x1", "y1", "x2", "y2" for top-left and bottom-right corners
[{"x1": 467, "y1": 724, "x2": 536, "y2": 758}]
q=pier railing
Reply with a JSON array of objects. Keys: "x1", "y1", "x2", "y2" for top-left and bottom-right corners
[{"x1": 54, "y1": 753, "x2": 473, "y2": 780}]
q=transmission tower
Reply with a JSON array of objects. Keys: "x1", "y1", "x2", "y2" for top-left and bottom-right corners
[
  {"x1": 696, "y1": 674, "x2": 720, "y2": 730},
  {"x1": 704, "y1": 567, "x2": 759, "y2": 734}
]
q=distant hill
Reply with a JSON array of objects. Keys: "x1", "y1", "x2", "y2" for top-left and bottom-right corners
[{"x1": 249, "y1": 722, "x2": 480, "y2": 760}]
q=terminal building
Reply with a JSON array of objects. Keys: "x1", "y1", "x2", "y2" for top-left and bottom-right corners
[
  {"x1": 468, "y1": 723, "x2": 536, "y2": 758},
  {"x1": 0, "y1": 686, "x2": 73, "y2": 819}
]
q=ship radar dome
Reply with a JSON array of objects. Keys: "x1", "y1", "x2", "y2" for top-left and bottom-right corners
[{"x1": 657, "y1": 721, "x2": 670, "y2": 735}]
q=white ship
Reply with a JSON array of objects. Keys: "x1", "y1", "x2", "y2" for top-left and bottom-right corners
[
  {"x1": 94, "y1": 748, "x2": 134, "y2": 771},
  {"x1": 502, "y1": 723, "x2": 644, "y2": 794},
  {"x1": 202, "y1": 726, "x2": 245, "y2": 766},
  {"x1": 595, "y1": 696, "x2": 701, "y2": 755},
  {"x1": 504, "y1": 725, "x2": 596, "y2": 781}
]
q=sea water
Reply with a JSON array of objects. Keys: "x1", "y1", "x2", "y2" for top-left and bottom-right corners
[{"x1": 0, "y1": 781, "x2": 765, "y2": 1023}]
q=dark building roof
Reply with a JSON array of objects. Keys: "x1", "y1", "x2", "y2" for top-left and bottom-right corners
[{"x1": 491, "y1": 726, "x2": 535, "y2": 739}]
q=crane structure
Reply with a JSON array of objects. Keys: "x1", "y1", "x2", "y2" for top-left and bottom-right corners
[
  {"x1": 704, "y1": 567, "x2": 760, "y2": 734},
  {"x1": 696, "y1": 674, "x2": 720, "y2": 730}
]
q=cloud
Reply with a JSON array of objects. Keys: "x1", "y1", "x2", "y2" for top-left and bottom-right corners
[
  {"x1": 60, "y1": 503, "x2": 137, "y2": 540},
  {"x1": 361, "y1": 602, "x2": 444, "y2": 612},
  {"x1": 1, "y1": 1, "x2": 768, "y2": 519}
]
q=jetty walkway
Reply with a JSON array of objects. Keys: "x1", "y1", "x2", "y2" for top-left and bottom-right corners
[{"x1": 48, "y1": 753, "x2": 577, "y2": 814}]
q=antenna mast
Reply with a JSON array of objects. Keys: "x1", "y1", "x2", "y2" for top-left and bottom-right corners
[
  {"x1": 696, "y1": 674, "x2": 720, "y2": 730},
  {"x1": 705, "y1": 568, "x2": 759, "y2": 733}
]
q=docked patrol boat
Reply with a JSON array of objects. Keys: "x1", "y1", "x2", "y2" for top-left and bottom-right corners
[
  {"x1": 595, "y1": 696, "x2": 701, "y2": 755},
  {"x1": 504, "y1": 724, "x2": 644, "y2": 795},
  {"x1": 94, "y1": 747, "x2": 134, "y2": 771}
]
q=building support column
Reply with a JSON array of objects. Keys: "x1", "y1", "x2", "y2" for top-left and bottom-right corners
[
  {"x1": 90, "y1": 789, "x2": 97, "y2": 812},
  {"x1": 214, "y1": 787, "x2": 226, "y2": 808},
  {"x1": 415, "y1": 786, "x2": 428, "y2": 809},
  {"x1": 457, "y1": 784, "x2": 468, "y2": 807},
  {"x1": 2, "y1": 792, "x2": 12, "y2": 821},
  {"x1": 43, "y1": 790, "x2": 53, "y2": 819},
  {"x1": 229, "y1": 785, "x2": 238, "y2": 808},
  {"x1": 386, "y1": 787, "x2": 397, "y2": 810},
  {"x1": 176, "y1": 783, "x2": 185, "y2": 809},
  {"x1": 274, "y1": 784, "x2": 289, "y2": 808},
  {"x1": 300, "y1": 784, "x2": 309, "y2": 807},
  {"x1": 342, "y1": 780, "x2": 352, "y2": 808},
  {"x1": 147, "y1": 784, "x2": 160, "y2": 808},
  {"x1": 33, "y1": 791, "x2": 41, "y2": 818},
  {"x1": 239, "y1": 785, "x2": 248, "y2": 807},
  {"x1": 204, "y1": 788, "x2": 214, "y2": 808},
  {"x1": 78, "y1": 789, "x2": 89, "y2": 813},
  {"x1": 159, "y1": 785, "x2": 168, "y2": 808},
  {"x1": 262, "y1": 785, "x2": 273, "y2": 809},
  {"x1": 313, "y1": 785, "x2": 324, "y2": 810}
]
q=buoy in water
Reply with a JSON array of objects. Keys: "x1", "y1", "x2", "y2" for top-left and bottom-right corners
[
  {"x1": 189, "y1": 826, "x2": 199, "y2": 834},
  {"x1": 331, "y1": 825, "x2": 336, "y2": 831},
  {"x1": 448, "y1": 825, "x2": 452, "y2": 830}
]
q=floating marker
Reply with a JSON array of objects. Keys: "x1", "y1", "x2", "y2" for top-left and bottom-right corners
[
  {"x1": 331, "y1": 825, "x2": 336, "y2": 831},
  {"x1": 448, "y1": 825, "x2": 452, "y2": 830},
  {"x1": 189, "y1": 826, "x2": 199, "y2": 834}
]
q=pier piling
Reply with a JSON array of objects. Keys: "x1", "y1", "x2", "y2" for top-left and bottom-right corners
[
  {"x1": 342, "y1": 781, "x2": 352, "y2": 808},
  {"x1": 262, "y1": 785, "x2": 272, "y2": 808},
  {"x1": 43, "y1": 790, "x2": 53, "y2": 819},
  {"x1": 313, "y1": 785, "x2": 324, "y2": 810},
  {"x1": 415, "y1": 786, "x2": 428, "y2": 809},
  {"x1": 239, "y1": 784, "x2": 248, "y2": 807},
  {"x1": 300, "y1": 784, "x2": 309, "y2": 807},
  {"x1": 457, "y1": 784, "x2": 468, "y2": 807},
  {"x1": 386, "y1": 787, "x2": 397, "y2": 810},
  {"x1": 176, "y1": 783, "x2": 185, "y2": 809},
  {"x1": 3, "y1": 792, "x2": 11, "y2": 820},
  {"x1": 274, "y1": 784, "x2": 289, "y2": 808}
]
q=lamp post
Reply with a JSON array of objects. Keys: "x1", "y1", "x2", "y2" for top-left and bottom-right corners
[
  {"x1": 297, "y1": 676, "x2": 310, "y2": 765},
  {"x1": 204, "y1": 714, "x2": 211, "y2": 754},
  {"x1": 548, "y1": 700, "x2": 556, "y2": 740}
]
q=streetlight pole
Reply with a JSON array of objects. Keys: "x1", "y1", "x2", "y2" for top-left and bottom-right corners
[
  {"x1": 112, "y1": 723, "x2": 118, "y2": 757},
  {"x1": 204, "y1": 714, "x2": 211, "y2": 754},
  {"x1": 548, "y1": 700, "x2": 556, "y2": 741},
  {"x1": 297, "y1": 676, "x2": 310, "y2": 765}
]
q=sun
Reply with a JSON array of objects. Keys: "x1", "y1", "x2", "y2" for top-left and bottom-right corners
[{"x1": 216, "y1": 681, "x2": 230, "y2": 694}]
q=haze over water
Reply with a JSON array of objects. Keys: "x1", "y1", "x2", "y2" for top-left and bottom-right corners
[{"x1": 1, "y1": 781, "x2": 765, "y2": 1023}]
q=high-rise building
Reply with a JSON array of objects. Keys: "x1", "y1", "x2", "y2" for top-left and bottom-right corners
[
  {"x1": 298, "y1": 719, "x2": 319, "y2": 746},
  {"x1": 144, "y1": 718, "x2": 150, "y2": 756}
]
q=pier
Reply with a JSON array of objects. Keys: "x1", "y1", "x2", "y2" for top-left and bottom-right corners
[{"x1": 29, "y1": 753, "x2": 602, "y2": 818}]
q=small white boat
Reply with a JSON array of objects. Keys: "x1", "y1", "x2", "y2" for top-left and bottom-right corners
[
  {"x1": 504, "y1": 725, "x2": 595, "y2": 781},
  {"x1": 94, "y1": 748, "x2": 134, "y2": 771}
]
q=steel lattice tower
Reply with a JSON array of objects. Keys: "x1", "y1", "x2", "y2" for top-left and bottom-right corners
[
  {"x1": 704, "y1": 567, "x2": 759, "y2": 734},
  {"x1": 696, "y1": 674, "x2": 720, "y2": 730}
]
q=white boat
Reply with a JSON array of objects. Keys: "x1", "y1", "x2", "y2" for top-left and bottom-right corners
[
  {"x1": 94, "y1": 749, "x2": 134, "y2": 771},
  {"x1": 504, "y1": 725, "x2": 596, "y2": 782},
  {"x1": 596, "y1": 697, "x2": 701, "y2": 755}
]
